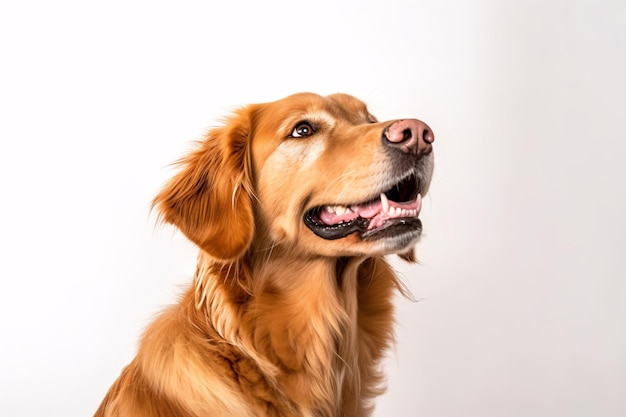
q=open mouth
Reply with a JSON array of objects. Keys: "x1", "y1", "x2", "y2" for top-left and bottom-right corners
[{"x1": 304, "y1": 172, "x2": 423, "y2": 240}]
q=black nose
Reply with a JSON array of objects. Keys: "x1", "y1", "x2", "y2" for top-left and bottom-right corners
[{"x1": 383, "y1": 119, "x2": 434, "y2": 155}]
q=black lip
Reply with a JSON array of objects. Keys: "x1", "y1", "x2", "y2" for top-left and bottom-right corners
[
  {"x1": 303, "y1": 210, "x2": 368, "y2": 240},
  {"x1": 304, "y1": 210, "x2": 422, "y2": 241},
  {"x1": 360, "y1": 217, "x2": 422, "y2": 240},
  {"x1": 303, "y1": 172, "x2": 421, "y2": 241}
]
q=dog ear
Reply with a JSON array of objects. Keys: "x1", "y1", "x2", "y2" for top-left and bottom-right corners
[{"x1": 152, "y1": 109, "x2": 255, "y2": 262}]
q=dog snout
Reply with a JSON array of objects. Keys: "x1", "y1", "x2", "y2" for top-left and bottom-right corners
[{"x1": 383, "y1": 119, "x2": 434, "y2": 156}]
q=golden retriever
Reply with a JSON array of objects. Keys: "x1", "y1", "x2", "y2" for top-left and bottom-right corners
[{"x1": 95, "y1": 92, "x2": 434, "y2": 417}]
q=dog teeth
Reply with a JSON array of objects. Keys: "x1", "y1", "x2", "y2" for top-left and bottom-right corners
[
  {"x1": 380, "y1": 203, "x2": 417, "y2": 217},
  {"x1": 380, "y1": 193, "x2": 389, "y2": 213},
  {"x1": 326, "y1": 197, "x2": 419, "y2": 218},
  {"x1": 325, "y1": 205, "x2": 351, "y2": 216}
]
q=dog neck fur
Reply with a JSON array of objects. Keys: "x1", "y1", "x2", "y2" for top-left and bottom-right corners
[{"x1": 190, "y1": 249, "x2": 398, "y2": 417}]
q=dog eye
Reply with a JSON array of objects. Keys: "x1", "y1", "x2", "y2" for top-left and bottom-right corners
[{"x1": 290, "y1": 122, "x2": 315, "y2": 138}]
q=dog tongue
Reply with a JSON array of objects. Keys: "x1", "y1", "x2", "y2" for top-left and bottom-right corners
[
  {"x1": 318, "y1": 193, "x2": 421, "y2": 229},
  {"x1": 318, "y1": 199, "x2": 381, "y2": 225},
  {"x1": 353, "y1": 199, "x2": 382, "y2": 219}
]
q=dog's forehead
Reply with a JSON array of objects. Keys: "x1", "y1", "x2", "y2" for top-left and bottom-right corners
[
  {"x1": 318, "y1": 93, "x2": 372, "y2": 123},
  {"x1": 324, "y1": 93, "x2": 370, "y2": 118},
  {"x1": 250, "y1": 93, "x2": 374, "y2": 143},
  {"x1": 264, "y1": 92, "x2": 372, "y2": 125}
]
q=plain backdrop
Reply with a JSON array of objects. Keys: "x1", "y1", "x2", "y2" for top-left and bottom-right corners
[{"x1": 1, "y1": 1, "x2": 624, "y2": 416}]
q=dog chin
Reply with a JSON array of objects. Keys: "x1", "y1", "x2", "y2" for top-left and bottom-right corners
[
  {"x1": 304, "y1": 219, "x2": 423, "y2": 258},
  {"x1": 365, "y1": 229, "x2": 422, "y2": 256}
]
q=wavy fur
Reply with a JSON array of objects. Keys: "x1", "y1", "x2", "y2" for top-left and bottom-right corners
[{"x1": 95, "y1": 92, "x2": 433, "y2": 417}]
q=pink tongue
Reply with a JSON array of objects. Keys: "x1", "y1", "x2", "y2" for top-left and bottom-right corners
[
  {"x1": 318, "y1": 194, "x2": 421, "y2": 229},
  {"x1": 354, "y1": 199, "x2": 382, "y2": 218},
  {"x1": 318, "y1": 199, "x2": 381, "y2": 224}
]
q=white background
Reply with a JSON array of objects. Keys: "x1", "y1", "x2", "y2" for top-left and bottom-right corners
[{"x1": 1, "y1": 1, "x2": 625, "y2": 416}]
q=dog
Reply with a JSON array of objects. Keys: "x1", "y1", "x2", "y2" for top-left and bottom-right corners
[{"x1": 95, "y1": 92, "x2": 434, "y2": 417}]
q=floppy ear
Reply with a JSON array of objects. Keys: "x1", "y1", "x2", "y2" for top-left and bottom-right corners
[{"x1": 152, "y1": 109, "x2": 255, "y2": 262}]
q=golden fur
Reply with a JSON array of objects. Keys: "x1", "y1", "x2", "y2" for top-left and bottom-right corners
[{"x1": 95, "y1": 93, "x2": 434, "y2": 417}]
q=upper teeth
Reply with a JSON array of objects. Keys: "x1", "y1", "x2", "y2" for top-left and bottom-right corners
[
  {"x1": 381, "y1": 192, "x2": 421, "y2": 217},
  {"x1": 380, "y1": 193, "x2": 389, "y2": 213},
  {"x1": 325, "y1": 205, "x2": 351, "y2": 215},
  {"x1": 324, "y1": 193, "x2": 421, "y2": 217}
]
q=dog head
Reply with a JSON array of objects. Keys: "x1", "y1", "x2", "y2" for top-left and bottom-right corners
[{"x1": 153, "y1": 93, "x2": 434, "y2": 261}]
